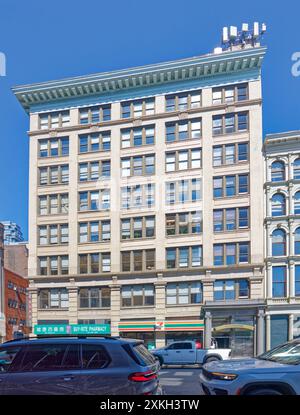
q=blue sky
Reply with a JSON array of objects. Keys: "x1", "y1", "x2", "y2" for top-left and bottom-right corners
[{"x1": 0, "y1": 0, "x2": 299, "y2": 240}]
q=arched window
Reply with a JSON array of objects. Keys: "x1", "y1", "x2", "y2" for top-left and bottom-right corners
[
  {"x1": 295, "y1": 191, "x2": 300, "y2": 215},
  {"x1": 271, "y1": 161, "x2": 285, "y2": 182},
  {"x1": 293, "y1": 158, "x2": 300, "y2": 180},
  {"x1": 272, "y1": 229, "x2": 286, "y2": 256},
  {"x1": 271, "y1": 193, "x2": 286, "y2": 217},
  {"x1": 295, "y1": 228, "x2": 300, "y2": 255}
]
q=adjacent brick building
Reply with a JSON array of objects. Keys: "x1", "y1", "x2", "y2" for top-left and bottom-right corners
[{"x1": 4, "y1": 267, "x2": 29, "y2": 340}]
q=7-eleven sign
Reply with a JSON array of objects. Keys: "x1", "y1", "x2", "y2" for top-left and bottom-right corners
[{"x1": 155, "y1": 321, "x2": 165, "y2": 331}]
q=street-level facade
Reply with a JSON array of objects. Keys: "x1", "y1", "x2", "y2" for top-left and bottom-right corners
[
  {"x1": 14, "y1": 43, "x2": 266, "y2": 355},
  {"x1": 264, "y1": 131, "x2": 300, "y2": 349}
]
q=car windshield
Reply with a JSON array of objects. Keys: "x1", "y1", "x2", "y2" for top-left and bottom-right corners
[{"x1": 258, "y1": 341, "x2": 300, "y2": 365}]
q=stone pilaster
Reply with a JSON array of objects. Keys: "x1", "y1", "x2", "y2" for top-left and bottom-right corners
[
  {"x1": 109, "y1": 276, "x2": 121, "y2": 336},
  {"x1": 67, "y1": 279, "x2": 78, "y2": 324}
]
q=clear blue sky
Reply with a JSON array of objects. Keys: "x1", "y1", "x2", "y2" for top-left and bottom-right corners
[{"x1": 0, "y1": 0, "x2": 299, "y2": 240}]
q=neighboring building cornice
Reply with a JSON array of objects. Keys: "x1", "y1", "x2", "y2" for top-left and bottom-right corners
[
  {"x1": 12, "y1": 46, "x2": 266, "y2": 114},
  {"x1": 264, "y1": 130, "x2": 300, "y2": 148}
]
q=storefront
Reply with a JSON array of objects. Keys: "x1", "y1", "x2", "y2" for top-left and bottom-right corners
[
  {"x1": 203, "y1": 300, "x2": 266, "y2": 357},
  {"x1": 266, "y1": 308, "x2": 300, "y2": 349},
  {"x1": 119, "y1": 320, "x2": 204, "y2": 349}
]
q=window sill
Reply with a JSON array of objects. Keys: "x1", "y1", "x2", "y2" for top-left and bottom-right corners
[
  {"x1": 38, "y1": 308, "x2": 69, "y2": 311},
  {"x1": 78, "y1": 149, "x2": 111, "y2": 156},
  {"x1": 213, "y1": 194, "x2": 249, "y2": 201},
  {"x1": 166, "y1": 303, "x2": 202, "y2": 308},
  {"x1": 120, "y1": 306, "x2": 155, "y2": 310},
  {"x1": 78, "y1": 307, "x2": 111, "y2": 311},
  {"x1": 213, "y1": 161, "x2": 249, "y2": 169},
  {"x1": 120, "y1": 237, "x2": 155, "y2": 242}
]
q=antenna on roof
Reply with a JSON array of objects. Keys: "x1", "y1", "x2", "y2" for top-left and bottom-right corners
[{"x1": 215, "y1": 22, "x2": 267, "y2": 53}]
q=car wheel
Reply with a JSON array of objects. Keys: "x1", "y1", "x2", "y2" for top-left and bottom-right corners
[
  {"x1": 204, "y1": 356, "x2": 220, "y2": 364},
  {"x1": 245, "y1": 388, "x2": 283, "y2": 396}
]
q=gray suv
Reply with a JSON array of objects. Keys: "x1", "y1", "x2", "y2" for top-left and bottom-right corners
[
  {"x1": 0, "y1": 336, "x2": 162, "y2": 395},
  {"x1": 200, "y1": 339, "x2": 300, "y2": 395}
]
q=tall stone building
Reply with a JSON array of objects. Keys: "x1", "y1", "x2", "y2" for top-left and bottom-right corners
[{"x1": 13, "y1": 37, "x2": 266, "y2": 355}]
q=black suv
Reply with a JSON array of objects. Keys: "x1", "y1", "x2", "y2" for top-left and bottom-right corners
[{"x1": 0, "y1": 336, "x2": 162, "y2": 395}]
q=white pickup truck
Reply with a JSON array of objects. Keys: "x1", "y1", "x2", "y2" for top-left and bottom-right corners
[{"x1": 151, "y1": 340, "x2": 231, "y2": 366}]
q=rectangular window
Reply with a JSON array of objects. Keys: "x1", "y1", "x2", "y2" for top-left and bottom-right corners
[
  {"x1": 121, "y1": 250, "x2": 155, "y2": 272},
  {"x1": 272, "y1": 266, "x2": 287, "y2": 298},
  {"x1": 121, "y1": 126, "x2": 155, "y2": 148},
  {"x1": 79, "y1": 105, "x2": 111, "y2": 124},
  {"x1": 213, "y1": 177, "x2": 223, "y2": 198},
  {"x1": 212, "y1": 84, "x2": 248, "y2": 104},
  {"x1": 121, "y1": 99, "x2": 155, "y2": 118},
  {"x1": 39, "y1": 112, "x2": 70, "y2": 130},
  {"x1": 165, "y1": 118, "x2": 201, "y2": 142},
  {"x1": 79, "y1": 132, "x2": 111, "y2": 153},
  {"x1": 295, "y1": 265, "x2": 300, "y2": 297},
  {"x1": 79, "y1": 287, "x2": 111, "y2": 309},
  {"x1": 38, "y1": 137, "x2": 69, "y2": 157},
  {"x1": 121, "y1": 285, "x2": 155, "y2": 307},
  {"x1": 212, "y1": 112, "x2": 249, "y2": 135},
  {"x1": 165, "y1": 91, "x2": 201, "y2": 112},
  {"x1": 213, "y1": 210, "x2": 223, "y2": 232}
]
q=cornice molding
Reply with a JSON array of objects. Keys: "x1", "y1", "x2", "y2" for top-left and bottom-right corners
[{"x1": 13, "y1": 46, "x2": 266, "y2": 113}]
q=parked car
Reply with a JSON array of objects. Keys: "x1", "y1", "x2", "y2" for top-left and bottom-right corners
[
  {"x1": 200, "y1": 339, "x2": 300, "y2": 395},
  {"x1": 0, "y1": 336, "x2": 162, "y2": 395},
  {"x1": 151, "y1": 340, "x2": 231, "y2": 366}
]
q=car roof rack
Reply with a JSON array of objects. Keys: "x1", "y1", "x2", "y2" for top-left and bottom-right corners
[{"x1": 3, "y1": 335, "x2": 121, "y2": 343}]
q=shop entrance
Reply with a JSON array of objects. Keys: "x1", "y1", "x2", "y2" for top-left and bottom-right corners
[{"x1": 213, "y1": 326, "x2": 254, "y2": 357}]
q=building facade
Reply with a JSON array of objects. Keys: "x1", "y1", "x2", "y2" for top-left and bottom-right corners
[
  {"x1": 14, "y1": 42, "x2": 266, "y2": 355},
  {"x1": 0, "y1": 221, "x2": 24, "y2": 245},
  {"x1": 264, "y1": 131, "x2": 300, "y2": 349}
]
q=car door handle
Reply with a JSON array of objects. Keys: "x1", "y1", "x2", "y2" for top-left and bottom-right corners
[
  {"x1": 189, "y1": 351, "x2": 195, "y2": 353},
  {"x1": 61, "y1": 376, "x2": 75, "y2": 381},
  {"x1": 175, "y1": 351, "x2": 181, "y2": 353}
]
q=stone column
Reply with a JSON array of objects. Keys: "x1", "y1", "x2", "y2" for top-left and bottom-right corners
[
  {"x1": 289, "y1": 182, "x2": 293, "y2": 216},
  {"x1": 289, "y1": 260, "x2": 295, "y2": 299},
  {"x1": 202, "y1": 273, "x2": 214, "y2": 302},
  {"x1": 289, "y1": 314, "x2": 294, "y2": 341},
  {"x1": 256, "y1": 309, "x2": 265, "y2": 355},
  {"x1": 68, "y1": 279, "x2": 78, "y2": 324},
  {"x1": 109, "y1": 276, "x2": 121, "y2": 336},
  {"x1": 154, "y1": 273, "x2": 166, "y2": 348},
  {"x1": 204, "y1": 311, "x2": 212, "y2": 349},
  {"x1": 266, "y1": 185, "x2": 271, "y2": 217},
  {"x1": 265, "y1": 314, "x2": 271, "y2": 351},
  {"x1": 289, "y1": 219, "x2": 294, "y2": 258},
  {"x1": 267, "y1": 262, "x2": 273, "y2": 298}
]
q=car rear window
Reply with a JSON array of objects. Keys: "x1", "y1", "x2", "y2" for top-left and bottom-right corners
[
  {"x1": 81, "y1": 344, "x2": 110, "y2": 369},
  {"x1": 133, "y1": 343, "x2": 157, "y2": 366}
]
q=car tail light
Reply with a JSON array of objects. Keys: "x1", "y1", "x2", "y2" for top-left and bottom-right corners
[{"x1": 128, "y1": 370, "x2": 158, "y2": 382}]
